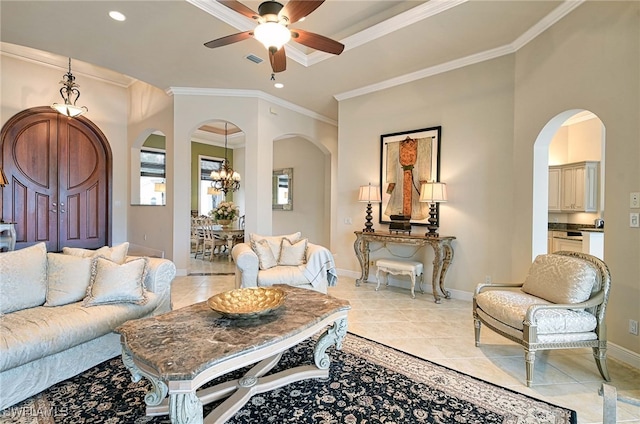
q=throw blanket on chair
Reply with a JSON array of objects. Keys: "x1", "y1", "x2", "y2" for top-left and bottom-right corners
[{"x1": 302, "y1": 245, "x2": 338, "y2": 289}]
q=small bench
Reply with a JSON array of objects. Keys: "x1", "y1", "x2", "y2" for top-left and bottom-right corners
[{"x1": 375, "y1": 259, "x2": 424, "y2": 298}]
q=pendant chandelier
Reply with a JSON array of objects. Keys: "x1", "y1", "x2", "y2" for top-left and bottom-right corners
[
  {"x1": 51, "y1": 58, "x2": 88, "y2": 118},
  {"x1": 210, "y1": 123, "x2": 241, "y2": 195}
]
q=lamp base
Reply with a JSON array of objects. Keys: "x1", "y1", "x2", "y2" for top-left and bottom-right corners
[
  {"x1": 424, "y1": 203, "x2": 439, "y2": 237},
  {"x1": 362, "y1": 202, "x2": 375, "y2": 232}
]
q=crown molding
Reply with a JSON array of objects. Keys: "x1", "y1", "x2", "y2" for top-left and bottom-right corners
[
  {"x1": 335, "y1": 44, "x2": 514, "y2": 102},
  {"x1": 335, "y1": 0, "x2": 583, "y2": 102},
  {"x1": 0, "y1": 42, "x2": 136, "y2": 88},
  {"x1": 166, "y1": 87, "x2": 337, "y2": 126}
]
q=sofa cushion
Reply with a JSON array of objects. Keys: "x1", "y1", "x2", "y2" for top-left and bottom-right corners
[
  {"x1": 62, "y1": 242, "x2": 129, "y2": 264},
  {"x1": 475, "y1": 289, "x2": 597, "y2": 334},
  {"x1": 251, "y1": 239, "x2": 278, "y2": 270},
  {"x1": 0, "y1": 295, "x2": 159, "y2": 372},
  {"x1": 0, "y1": 243, "x2": 48, "y2": 314},
  {"x1": 278, "y1": 238, "x2": 307, "y2": 266},
  {"x1": 45, "y1": 253, "x2": 93, "y2": 307},
  {"x1": 250, "y1": 232, "x2": 301, "y2": 260},
  {"x1": 83, "y1": 257, "x2": 149, "y2": 306},
  {"x1": 522, "y1": 254, "x2": 597, "y2": 304},
  {"x1": 257, "y1": 266, "x2": 310, "y2": 287}
]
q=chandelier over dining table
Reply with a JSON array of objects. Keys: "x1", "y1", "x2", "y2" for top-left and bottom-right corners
[{"x1": 210, "y1": 122, "x2": 241, "y2": 195}]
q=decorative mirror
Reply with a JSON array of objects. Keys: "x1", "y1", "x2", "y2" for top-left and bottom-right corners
[{"x1": 272, "y1": 168, "x2": 293, "y2": 210}]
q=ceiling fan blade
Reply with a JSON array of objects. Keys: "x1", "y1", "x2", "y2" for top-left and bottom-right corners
[
  {"x1": 270, "y1": 47, "x2": 287, "y2": 73},
  {"x1": 280, "y1": 0, "x2": 324, "y2": 24},
  {"x1": 204, "y1": 31, "x2": 253, "y2": 49},
  {"x1": 217, "y1": 0, "x2": 258, "y2": 19},
  {"x1": 291, "y1": 29, "x2": 344, "y2": 55}
]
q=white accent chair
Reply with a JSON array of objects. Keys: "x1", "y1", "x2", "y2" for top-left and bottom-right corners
[
  {"x1": 473, "y1": 251, "x2": 611, "y2": 387},
  {"x1": 231, "y1": 232, "x2": 337, "y2": 294}
]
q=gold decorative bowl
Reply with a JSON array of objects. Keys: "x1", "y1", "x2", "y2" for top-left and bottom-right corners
[{"x1": 207, "y1": 287, "x2": 286, "y2": 319}]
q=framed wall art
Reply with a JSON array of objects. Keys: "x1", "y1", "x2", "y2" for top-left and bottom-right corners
[{"x1": 379, "y1": 126, "x2": 441, "y2": 225}]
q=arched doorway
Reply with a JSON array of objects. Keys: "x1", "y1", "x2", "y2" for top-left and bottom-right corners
[
  {"x1": 1, "y1": 106, "x2": 112, "y2": 251},
  {"x1": 532, "y1": 109, "x2": 606, "y2": 258}
]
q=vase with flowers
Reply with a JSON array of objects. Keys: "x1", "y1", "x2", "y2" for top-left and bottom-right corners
[{"x1": 209, "y1": 202, "x2": 239, "y2": 227}]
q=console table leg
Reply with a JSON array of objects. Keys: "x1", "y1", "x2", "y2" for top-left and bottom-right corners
[
  {"x1": 314, "y1": 318, "x2": 348, "y2": 369},
  {"x1": 170, "y1": 392, "x2": 203, "y2": 424},
  {"x1": 438, "y1": 241, "x2": 454, "y2": 299}
]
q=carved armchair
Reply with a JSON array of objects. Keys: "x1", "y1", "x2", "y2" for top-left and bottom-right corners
[{"x1": 473, "y1": 251, "x2": 611, "y2": 387}]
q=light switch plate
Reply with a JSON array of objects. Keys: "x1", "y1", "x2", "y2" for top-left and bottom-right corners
[
  {"x1": 631, "y1": 213, "x2": 640, "y2": 228},
  {"x1": 631, "y1": 192, "x2": 640, "y2": 209}
]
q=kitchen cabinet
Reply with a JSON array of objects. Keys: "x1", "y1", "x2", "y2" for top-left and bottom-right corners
[
  {"x1": 553, "y1": 237, "x2": 583, "y2": 253},
  {"x1": 548, "y1": 166, "x2": 562, "y2": 212},
  {"x1": 558, "y1": 161, "x2": 599, "y2": 213}
]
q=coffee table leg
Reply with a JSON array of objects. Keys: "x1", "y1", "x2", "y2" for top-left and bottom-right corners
[
  {"x1": 170, "y1": 392, "x2": 203, "y2": 424},
  {"x1": 122, "y1": 349, "x2": 168, "y2": 406},
  {"x1": 314, "y1": 318, "x2": 348, "y2": 369}
]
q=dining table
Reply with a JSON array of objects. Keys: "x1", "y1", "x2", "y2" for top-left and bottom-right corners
[{"x1": 211, "y1": 226, "x2": 245, "y2": 261}]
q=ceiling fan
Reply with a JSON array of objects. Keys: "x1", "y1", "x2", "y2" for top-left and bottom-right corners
[{"x1": 204, "y1": 0, "x2": 345, "y2": 73}]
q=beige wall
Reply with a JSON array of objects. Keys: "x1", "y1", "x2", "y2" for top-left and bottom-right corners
[
  {"x1": 273, "y1": 137, "x2": 328, "y2": 245},
  {"x1": 513, "y1": 1, "x2": 639, "y2": 354},
  {"x1": 337, "y1": 55, "x2": 517, "y2": 294}
]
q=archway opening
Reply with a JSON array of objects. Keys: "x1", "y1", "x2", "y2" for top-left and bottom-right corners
[{"x1": 532, "y1": 110, "x2": 606, "y2": 259}]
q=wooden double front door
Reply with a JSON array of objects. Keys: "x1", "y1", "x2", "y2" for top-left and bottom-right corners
[{"x1": 1, "y1": 107, "x2": 112, "y2": 251}]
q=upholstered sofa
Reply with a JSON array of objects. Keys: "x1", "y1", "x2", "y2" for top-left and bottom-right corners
[
  {"x1": 231, "y1": 232, "x2": 337, "y2": 293},
  {"x1": 0, "y1": 242, "x2": 176, "y2": 410}
]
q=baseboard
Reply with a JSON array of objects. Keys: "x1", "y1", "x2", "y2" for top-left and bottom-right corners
[
  {"x1": 335, "y1": 268, "x2": 639, "y2": 370},
  {"x1": 176, "y1": 268, "x2": 188, "y2": 277},
  {"x1": 608, "y1": 342, "x2": 640, "y2": 370}
]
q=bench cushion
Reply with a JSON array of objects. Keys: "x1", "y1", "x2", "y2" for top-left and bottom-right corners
[{"x1": 376, "y1": 259, "x2": 423, "y2": 275}]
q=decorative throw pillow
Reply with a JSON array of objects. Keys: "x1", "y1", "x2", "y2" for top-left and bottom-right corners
[
  {"x1": 251, "y1": 239, "x2": 278, "y2": 270},
  {"x1": 83, "y1": 256, "x2": 149, "y2": 306},
  {"x1": 63, "y1": 242, "x2": 129, "y2": 264},
  {"x1": 522, "y1": 254, "x2": 597, "y2": 304},
  {"x1": 0, "y1": 242, "x2": 48, "y2": 314},
  {"x1": 250, "y1": 232, "x2": 301, "y2": 260},
  {"x1": 45, "y1": 253, "x2": 93, "y2": 306},
  {"x1": 278, "y1": 238, "x2": 308, "y2": 266}
]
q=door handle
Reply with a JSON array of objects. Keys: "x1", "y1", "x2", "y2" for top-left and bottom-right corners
[
  {"x1": 50, "y1": 209, "x2": 57, "y2": 213},
  {"x1": 60, "y1": 210, "x2": 66, "y2": 213}
]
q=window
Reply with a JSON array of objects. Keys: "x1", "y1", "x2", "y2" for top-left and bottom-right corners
[
  {"x1": 199, "y1": 156, "x2": 224, "y2": 216},
  {"x1": 140, "y1": 149, "x2": 166, "y2": 205}
]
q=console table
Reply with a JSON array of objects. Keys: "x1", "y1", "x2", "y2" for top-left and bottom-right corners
[{"x1": 353, "y1": 231, "x2": 455, "y2": 303}]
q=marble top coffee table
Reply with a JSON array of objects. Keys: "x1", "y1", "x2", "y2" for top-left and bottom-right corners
[{"x1": 116, "y1": 285, "x2": 350, "y2": 424}]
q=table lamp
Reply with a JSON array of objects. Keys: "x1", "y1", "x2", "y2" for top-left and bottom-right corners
[
  {"x1": 358, "y1": 183, "x2": 381, "y2": 232},
  {"x1": 419, "y1": 182, "x2": 447, "y2": 237}
]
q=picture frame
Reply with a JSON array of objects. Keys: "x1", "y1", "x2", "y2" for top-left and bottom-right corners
[{"x1": 379, "y1": 126, "x2": 441, "y2": 226}]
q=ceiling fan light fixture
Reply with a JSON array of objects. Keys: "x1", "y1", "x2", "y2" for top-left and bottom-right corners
[{"x1": 254, "y1": 22, "x2": 291, "y2": 51}]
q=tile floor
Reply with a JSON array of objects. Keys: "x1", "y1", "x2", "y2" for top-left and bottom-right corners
[{"x1": 172, "y1": 255, "x2": 640, "y2": 424}]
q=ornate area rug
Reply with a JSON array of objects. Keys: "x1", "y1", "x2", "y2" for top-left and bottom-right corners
[{"x1": 1, "y1": 334, "x2": 575, "y2": 423}]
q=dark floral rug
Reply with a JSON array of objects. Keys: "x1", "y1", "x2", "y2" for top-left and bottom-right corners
[{"x1": 1, "y1": 334, "x2": 575, "y2": 423}]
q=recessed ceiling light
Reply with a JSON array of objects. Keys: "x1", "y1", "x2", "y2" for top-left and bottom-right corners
[
  {"x1": 109, "y1": 11, "x2": 126, "y2": 21},
  {"x1": 274, "y1": 83, "x2": 284, "y2": 89}
]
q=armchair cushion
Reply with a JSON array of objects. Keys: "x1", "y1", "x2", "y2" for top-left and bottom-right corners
[
  {"x1": 475, "y1": 290, "x2": 597, "y2": 334},
  {"x1": 251, "y1": 239, "x2": 278, "y2": 270},
  {"x1": 278, "y1": 238, "x2": 307, "y2": 266},
  {"x1": 521, "y1": 254, "x2": 598, "y2": 304},
  {"x1": 250, "y1": 232, "x2": 301, "y2": 260}
]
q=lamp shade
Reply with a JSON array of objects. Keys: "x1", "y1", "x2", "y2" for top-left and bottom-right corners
[
  {"x1": 358, "y1": 184, "x2": 381, "y2": 203},
  {"x1": 419, "y1": 182, "x2": 447, "y2": 203},
  {"x1": 154, "y1": 183, "x2": 166, "y2": 193}
]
